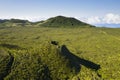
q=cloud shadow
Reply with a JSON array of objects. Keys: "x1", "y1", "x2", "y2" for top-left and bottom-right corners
[{"x1": 60, "y1": 45, "x2": 100, "y2": 73}]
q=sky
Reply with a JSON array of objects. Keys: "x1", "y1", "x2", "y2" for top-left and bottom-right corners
[{"x1": 0, "y1": 0, "x2": 120, "y2": 26}]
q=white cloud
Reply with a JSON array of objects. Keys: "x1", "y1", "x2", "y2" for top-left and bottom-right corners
[
  {"x1": 86, "y1": 16, "x2": 101, "y2": 24},
  {"x1": 81, "y1": 13, "x2": 120, "y2": 24},
  {"x1": 29, "y1": 17, "x2": 47, "y2": 22},
  {"x1": 80, "y1": 16, "x2": 102, "y2": 24},
  {"x1": 103, "y1": 13, "x2": 120, "y2": 24}
]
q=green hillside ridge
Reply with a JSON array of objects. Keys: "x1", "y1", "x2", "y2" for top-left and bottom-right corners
[
  {"x1": 0, "y1": 42, "x2": 101, "y2": 80},
  {"x1": 38, "y1": 16, "x2": 95, "y2": 27},
  {"x1": 0, "y1": 19, "x2": 32, "y2": 28},
  {"x1": 0, "y1": 27, "x2": 120, "y2": 80},
  {"x1": 0, "y1": 16, "x2": 120, "y2": 80},
  {"x1": 0, "y1": 16, "x2": 95, "y2": 28}
]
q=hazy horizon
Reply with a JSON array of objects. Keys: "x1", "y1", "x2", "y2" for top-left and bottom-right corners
[{"x1": 0, "y1": 0, "x2": 120, "y2": 27}]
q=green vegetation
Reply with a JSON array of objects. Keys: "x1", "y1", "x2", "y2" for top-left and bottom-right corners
[
  {"x1": 0, "y1": 16, "x2": 120, "y2": 80},
  {"x1": 37, "y1": 16, "x2": 95, "y2": 28},
  {"x1": 0, "y1": 19, "x2": 32, "y2": 28},
  {"x1": 0, "y1": 26, "x2": 120, "y2": 80},
  {"x1": 0, "y1": 16, "x2": 95, "y2": 28},
  {"x1": 0, "y1": 49, "x2": 12, "y2": 80}
]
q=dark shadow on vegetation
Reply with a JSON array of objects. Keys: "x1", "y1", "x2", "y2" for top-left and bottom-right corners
[
  {"x1": 60, "y1": 45, "x2": 100, "y2": 73},
  {"x1": 0, "y1": 43, "x2": 22, "y2": 50},
  {"x1": 51, "y1": 41, "x2": 59, "y2": 45},
  {"x1": 0, "y1": 52, "x2": 14, "y2": 80},
  {"x1": 42, "y1": 65, "x2": 52, "y2": 80}
]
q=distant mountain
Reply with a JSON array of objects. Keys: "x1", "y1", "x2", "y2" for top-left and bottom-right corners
[
  {"x1": 37, "y1": 16, "x2": 95, "y2": 28},
  {"x1": 0, "y1": 16, "x2": 96, "y2": 28},
  {"x1": 0, "y1": 19, "x2": 32, "y2": 28},
  {"x1": 94, "y1": 24, "x2": 120, "y2": 28}
]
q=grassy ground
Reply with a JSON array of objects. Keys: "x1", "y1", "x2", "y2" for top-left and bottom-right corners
[{"x1": 0, "y1": 27, "x2": 120, "y2": 80}]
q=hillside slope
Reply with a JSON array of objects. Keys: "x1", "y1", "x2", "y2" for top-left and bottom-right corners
[
  {"x1": 0, "y1": 16, "x2": 95, "y2": 28},
  {"x1": 37, "y1": 16, "x2": 95, "y2": 28},
  {"x1": 0, "y1": 27, "x2": 120, "y2": 79},
  {"x1": 0, "y1": 42, "x2": 101, "y2": 80},
  {"x1": 0, "y1": 19, "x2": 31, "y2": 28}
]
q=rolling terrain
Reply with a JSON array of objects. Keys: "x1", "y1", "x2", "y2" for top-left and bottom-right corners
[
  {"x1": 0, "y1": 16, "x2": 95, "y2": 28},
  {"x1": 0, "y1": 16, "x2": 120, "y2": 80},
  {"x1": 36, "y1": 16, "x2": 95, "y2": 28}
]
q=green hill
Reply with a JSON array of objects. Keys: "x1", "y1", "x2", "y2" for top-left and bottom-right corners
[
  {"x1": 0, "y1": 17, "x2": 120, "y2": 80},
  {"x1": 0, "y1": 19, "x2": 32, "y2": 28},
  {"x1": 1, "y1": 27, "x2": 120, "y2": 80},
  {"x1": 0, "y1": 41, "x2": 101, "y2": 80},
  {"x1": 0, "y1": 16, "x2": 96, "y2": 28},
  {"x1": 37, "y1": 16, "x2": 95, "y2": 27}
]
